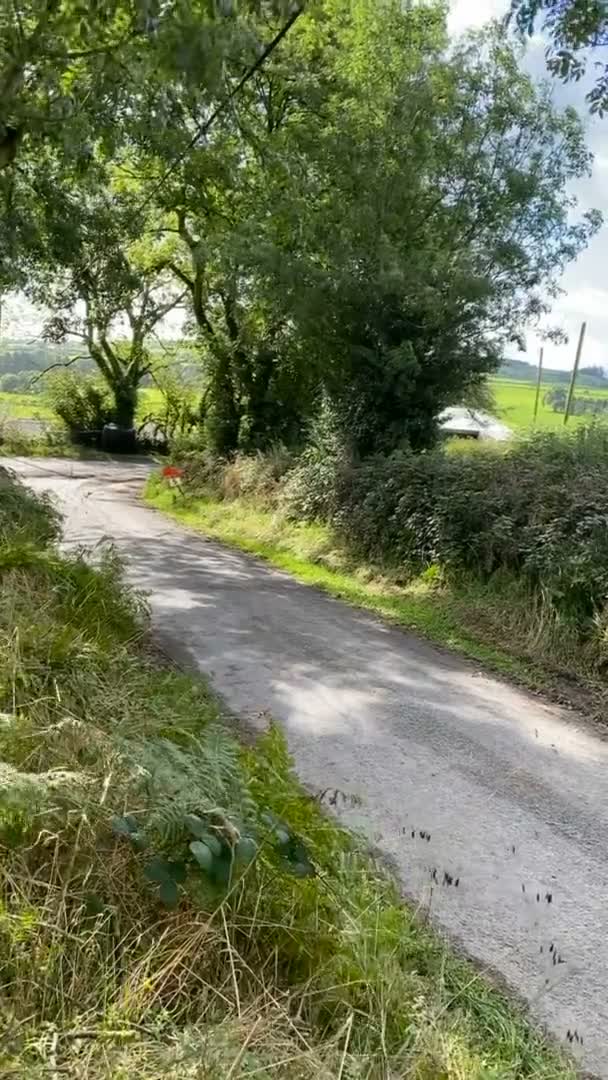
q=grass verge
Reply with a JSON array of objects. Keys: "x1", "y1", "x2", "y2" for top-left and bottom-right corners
[
  {"x1": 144, "y1": 479, "x2": 601, "y2": 705},
  {"x1": 0, "y1": 464, "x2": 575, "y2": 1077},
  {"x1": 0, "y1": 424, "x2": 109, "y2": 459}
]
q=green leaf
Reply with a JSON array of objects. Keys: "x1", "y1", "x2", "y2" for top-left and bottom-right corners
[
  {"x1": 288, "y1": 859, "x2": 316, "y2": 879},
  {"x1": 183, "y1": 813, "x2": 207, "y2": 838},
  {"x1": 235, "y1": 836, "x2": 257, "y2": 864},
  {"x1": 159, "y1": 879, "x2": 179, "y2": 908},
  {"x1": 84, "y1": 893, "x2": 105, "y2": 917},
  {"x1": 274, "y1": 828, "x2": 291, "y2": 850},
  {"x1": 189, "y1": 840, "x2": 213, "y2": 872},
  {"x1": 210, "y1": 850, "x2": 233, "y2": 886},
  {"x1": 167, "y1": 860, "x2": 187, "y2": 883},
  {"x1": 111, "y1": 814, "x2": 139, "y2": 838},
  {"x1": 144, "y1": 856, "x2": 174, "y2": 884},
  {"x1": 198, "y1": 831, "x2": 223, "y2": 857},
  {"x1": 278, "y1": 834, "x2": 316, "y2": 878}
]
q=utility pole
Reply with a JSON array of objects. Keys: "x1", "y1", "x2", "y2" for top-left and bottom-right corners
[
  {"x1": 533, "y1": 345, "x2": 544, "y2": 424},
  {"x1": 564, "y1": 321, "x2": 586, "y2": 426}
]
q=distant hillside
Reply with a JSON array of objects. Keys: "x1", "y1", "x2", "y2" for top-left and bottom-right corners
[{"x1": 498, "y1": 357, "x2": 608, "y2": 389}]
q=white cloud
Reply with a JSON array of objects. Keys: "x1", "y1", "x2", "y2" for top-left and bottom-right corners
[
  {"x1": 525, "y1": 286, "x2": 608, "y2": 372},
  {"x1": 561, "y1": 288, "x2": 608, "y2": 321},
  {"x1": 447, "y1": 0, "x2": 507, "y2": 34}
]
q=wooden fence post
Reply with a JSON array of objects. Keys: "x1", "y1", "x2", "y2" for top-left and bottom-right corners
[
  {"x1": 533, "y1": 346, "x2": 544, "y2": 424},
  {"x1": 564, "y1": 322, "x2": 586, "y2": 426}
]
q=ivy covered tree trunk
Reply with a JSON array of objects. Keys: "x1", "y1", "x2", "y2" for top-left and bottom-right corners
[
  {"x1": 204, "y1": 353, "x2": 241, "y2": 454},
  {"x1": 111, "y1": 379, "x2": 138, "y2": 429},
  {"x1": 239, "y1": 348, "x2": 277, "y2": 451}
]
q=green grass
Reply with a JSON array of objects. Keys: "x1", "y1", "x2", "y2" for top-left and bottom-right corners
[
  {"x1": 0, "y1": 464, "x2": 575, "y2": 1078},
  {"x1": 0, "y1": 390, "x2": 54, "y2": 419},
  {"x1": 0, "y1": 387, "x2": 164, "y2": 422},
  {"x1": 490, "y1": 375, "x2": 608, "y2": 431}
]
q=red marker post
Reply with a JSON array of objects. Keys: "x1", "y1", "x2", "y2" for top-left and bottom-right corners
[{"x1": 161, "y1": 464, "x2": 184, "y2": 499}]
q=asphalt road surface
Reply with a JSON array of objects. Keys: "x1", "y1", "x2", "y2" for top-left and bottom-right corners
[{"x1": 6, "y1": 456, "x2": 608, "y2": 1075}]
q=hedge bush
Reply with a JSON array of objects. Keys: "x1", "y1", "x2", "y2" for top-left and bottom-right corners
[
  {"x1": 178, "y1": 426, "x2": 608, "y2": 632},
  {"x1": 294, "y1": 427, "x2": 608, "y2": 628}
]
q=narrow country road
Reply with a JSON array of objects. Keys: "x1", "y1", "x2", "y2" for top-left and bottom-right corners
[{"x1": 7, "y1": 456, "x2": 608, "y2": 1075}]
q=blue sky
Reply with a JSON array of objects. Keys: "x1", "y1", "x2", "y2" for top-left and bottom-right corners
[{"x1": 449, "y1": 0, "x2": 608, "y2": 371}]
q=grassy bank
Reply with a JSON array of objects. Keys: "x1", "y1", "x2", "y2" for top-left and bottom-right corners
[
  {"x1": 0, "y1": 465, "x2": 574, "y2": 1078},
  {"x1": 145, "y1": 479, "x2": 603, "y2": 705},
  {"x1": 146, "y1": 484, "x2": 534, "y2": 675}
]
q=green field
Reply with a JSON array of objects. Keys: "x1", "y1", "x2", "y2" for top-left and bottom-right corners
[
  {"x1": 0, "y1": 387, "x2": 163, "y2": 423},
  {"x1": 0, "y1": 391, "x2": 54, "y2": 420},
  {"x1": 490, "y1": 376, "x2": 608, "y2": 431},
  {"x1": 1, "y1": 382, "x2": 606, "y2": 435}
]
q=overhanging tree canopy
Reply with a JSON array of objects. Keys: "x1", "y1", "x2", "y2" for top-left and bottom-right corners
[
  {"x1": 3, "y1": 0, "x2": 602, "y2": 454},
  {"x1": 510, "y1": 0, "x2": 608, "y2": 114}
]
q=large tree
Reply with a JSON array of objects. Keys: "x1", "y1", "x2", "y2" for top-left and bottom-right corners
[
  {"x1": 232, "y1": 6, "x2": 600, "y2": 453},
  {"x1": 33, "y1": 188, "x2": 184, "y2": 428},
  {"x1": 122, "y1": 1, "x2": 326, "y2": 451},
  {"x1": 1, "y1": 0, "x2": 308, "y2": 427},
  {"x1": 121, "y1": 0, "x2": 600, "y2": 455},
  {"x1": 510, "y1": 1, "x2": 608, "y2": 114},
  {"x1": 126, "y1": 0, "x2": 444, "y2": 452},
  {"x1": 0, "y1": 0, "x2": 305, "y2": 291},
  {"x1": 6, "y1": 0, "x2": 601, "y2": 455}
]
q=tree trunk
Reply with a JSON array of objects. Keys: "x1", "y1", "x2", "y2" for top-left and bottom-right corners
[
  {"x1": 111, "y1": 380, "x2": 138, "y2": 429},
  {"x1": 205, "y1": 353, "x2": 241, "y2": 454}
]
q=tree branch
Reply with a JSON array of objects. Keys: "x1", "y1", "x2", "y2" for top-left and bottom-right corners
[
  {"x1": 28, "y1": 353, "x2": 88, "y2": 388},
  {"x1": 136, "y1": 4, "x2": 305, "y2": 213},
  {"x1": 165, "y1": 260, "x2": 195, "y2": 292},
  {"x1": 148, "y1": 288, "x2": 188, "y2": 329}
]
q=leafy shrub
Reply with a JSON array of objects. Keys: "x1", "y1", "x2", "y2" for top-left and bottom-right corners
[
  {"x1": 139, "y1": 375, "x2": 198, "y2": 447},
  {"x1": 280, "y1": 452, "x2": 343, "y2": 522},
  {"x1": 166, "y1": 425, "x2": 208, "y2": 457},
  {"x1": 44, "y1": 370, "x2": 114, "y2": 438},
  {"x1": 325, "y1": 427, "x2": 608, "y2": 629},
  {"x1": 279, "y1": 401, "x2": 353, "y2": 522},
  {"x1": 179, "y1": 448, "x2": 226, "y2": 494},
  {"x1": 181, "y1": 448, "x2": 293, "y2": 507},
  {"x1": 221, "y1": 447, "x2": 293, "y2": 504}
]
